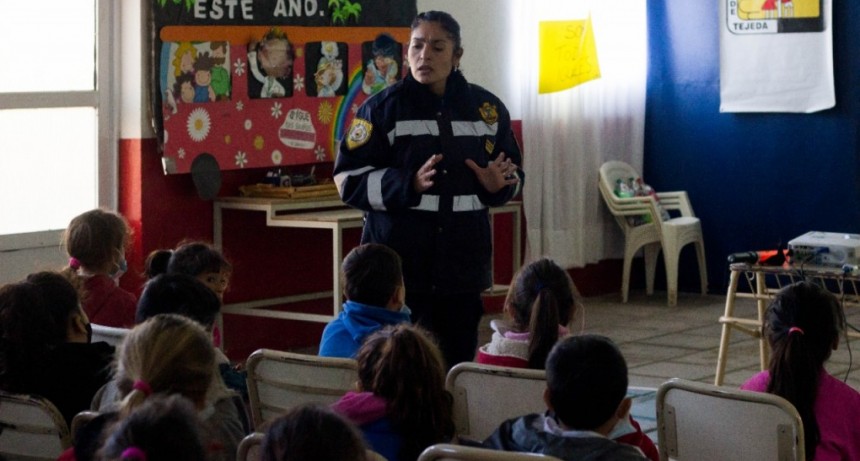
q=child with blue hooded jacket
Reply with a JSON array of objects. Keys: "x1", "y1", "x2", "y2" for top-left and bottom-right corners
[{"x1": 319, "y1": 244, "x2": 411, "y2": 358}]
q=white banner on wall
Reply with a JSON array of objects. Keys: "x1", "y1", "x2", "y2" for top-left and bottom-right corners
[{"x1": 719, "y1": 0, "x2": 834, "y2": 113}]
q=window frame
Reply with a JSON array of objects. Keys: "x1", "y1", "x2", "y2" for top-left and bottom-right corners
[{"x1": 0, "y1": 0, "x2": 118, "y2": 250}]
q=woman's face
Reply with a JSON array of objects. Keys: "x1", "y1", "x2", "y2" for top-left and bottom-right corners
[{"x1": 407, "y1": 21, "x2": 461, "y2": 96}]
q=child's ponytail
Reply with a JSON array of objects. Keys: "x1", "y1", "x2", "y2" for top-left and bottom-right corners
[
  {"x1": 764, "y1": 281, "x2": 843, "y2": 460},
  {"x1": 527, "y1": 287, "x2": 560, "y2": 369}
]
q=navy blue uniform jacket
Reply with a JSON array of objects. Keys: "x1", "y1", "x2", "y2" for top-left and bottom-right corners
[{"x1": 334, "y1": 71, "x2": 523, "y2": 295}]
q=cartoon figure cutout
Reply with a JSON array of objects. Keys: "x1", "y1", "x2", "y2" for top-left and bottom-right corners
[
  {"x1": 362, "y1": 33, "x2": 402, "y2": 95},
  {"x1": 247, "y1": 28, "x2": 294, "y2": 98}
]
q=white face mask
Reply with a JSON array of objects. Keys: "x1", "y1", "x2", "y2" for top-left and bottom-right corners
[{"x1": 607, "y1": 415, "x2": 637, "y2": 440}]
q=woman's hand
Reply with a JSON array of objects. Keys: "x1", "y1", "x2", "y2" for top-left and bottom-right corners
[
  {"x1": 414, "y1": 154, "x2": 443, "y2": 193},
  {"x1": 465, "y1": 152, "x2": 520, "y2": 193}
]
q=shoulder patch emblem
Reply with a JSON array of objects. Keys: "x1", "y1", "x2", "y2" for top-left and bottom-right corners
[
  {"x1": 346, "y1": 118, "x2": 373, "y2": 150},
  {"x1": 479, "y1": 102, "x2": 498, "y2": 125}
]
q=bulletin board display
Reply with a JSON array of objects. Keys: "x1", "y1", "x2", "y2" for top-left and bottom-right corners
[{"x1": 151, "y1": 1, "x2": 416, "y2": 174}]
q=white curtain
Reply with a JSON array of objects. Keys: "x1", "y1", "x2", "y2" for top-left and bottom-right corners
[{"x1": 514, "y1": 0, "x2": 648, "y2": 268}]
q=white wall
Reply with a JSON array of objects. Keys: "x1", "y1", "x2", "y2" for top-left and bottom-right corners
[{"x1": 416, "y1": 0, "x2": 521, "y2": 118}]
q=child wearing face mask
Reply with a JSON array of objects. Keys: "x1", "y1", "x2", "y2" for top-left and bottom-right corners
[
  {"x1": 319, "y1": 244, "x2": 412, "y2": 359},
  {"x1": 62, "y1": 209, "x2": 137, "y2": 328}
]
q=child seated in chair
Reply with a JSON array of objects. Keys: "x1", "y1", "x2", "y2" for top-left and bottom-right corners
[
  {"x1": 319, "y1": 244, "x2": 412, "y2": 358},
  {"x1": 483, "y1": 334, "x2": 648, "y2": 461},
  {"x1": 741, "y1": 281, "x2": 860, "y2": 461}
]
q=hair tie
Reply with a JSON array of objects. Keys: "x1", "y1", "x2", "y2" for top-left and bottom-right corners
[
  {"x1": 132, "y1": 380, "x2": 153, "y2": 396},
  {"x1": 788, "y1": 326, "x2": 805, "y2": 336},
  {"x1": 69, "y1": 257, "x2": 81, "y2": 270},
  {"x1": 121, "y1": 447, "x2": 147, "y2": 461}
]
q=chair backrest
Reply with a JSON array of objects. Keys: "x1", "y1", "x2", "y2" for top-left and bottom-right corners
[
  {"x1": 0, "y1": 392, "x2": 71, "y2": 460},
  {"x1": 237, "y1": 432, "x2": 264, "y2": 461},
  {"x1": 657, "y1": 378, "x2": 805, "y2": 461},
  {"x1": 245, "y1": 349, "x2": 358, "y2": 427},
  {"x1": 418, "y1": 443, "x2": 564, "y2": 461},
  {"x1": 445, "y1": 362, "x2": 547, "y2": 442},
  {"x1": 70, "y1": 410, "x2": 99, "y2": 442},
  {"x1": 91, "y1": 323, "x2": 130, "y2": 347}
]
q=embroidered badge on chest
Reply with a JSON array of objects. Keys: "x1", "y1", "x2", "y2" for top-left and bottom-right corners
[
  {"x1": 485, "y1": 139, "x2": 495, "y2": 154},
  {"x1": 479, "y1": 102, "x2": 498, "y2": 125},
  {"x1": 346, "y1": 118, "x2": 373, "y2": 150}
]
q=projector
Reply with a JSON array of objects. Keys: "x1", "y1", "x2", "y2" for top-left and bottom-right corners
[{"x1": 788, "y1": 231, "x2": 860, "y2": 267}]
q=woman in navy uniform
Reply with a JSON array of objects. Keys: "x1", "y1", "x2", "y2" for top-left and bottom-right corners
[{"x1": 334, "y1": 11, "x2": 523, "y2": 368}]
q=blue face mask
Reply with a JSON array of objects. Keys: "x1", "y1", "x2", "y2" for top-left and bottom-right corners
[
  {"x1": 400, "y1": 304, "x2": 412, "y2": 316},
  {"x1": 111, "y1": 257, "x2": 128, "y2": 283}
]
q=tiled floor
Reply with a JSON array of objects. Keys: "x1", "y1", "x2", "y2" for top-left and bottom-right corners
[{"x1": 479, "y1": 290, "x2": 860, "y2": 391}]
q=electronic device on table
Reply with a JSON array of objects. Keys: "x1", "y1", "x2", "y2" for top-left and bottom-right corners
[{"x1": 788, "y1": 231, "x2": 860, "y2": 268}]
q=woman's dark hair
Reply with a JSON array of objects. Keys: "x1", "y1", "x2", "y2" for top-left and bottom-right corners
[
  {"x1": 412, "y1": 10, "x2": 462, "y2": 52},
  {"x1": 341, "y1": 243, "x2": 403, "y2": 307},
  {"x1": 145, "y1": 241, "x2": 231, "y2": 279},
  {"x1": 136, "y1": 274, "x2": 220, "y2": 327},
  {"x1": 261, "y1": 403, "x2": 367, "y2": 461},
  {"x1": 99, "y1": 394, "x2": 206, "y2": 461},
  {"x1": 356, "y1": 324, "x2": 454, "y2": 461},
  {"x1": 505, "y1": 258, "x2": 581, "y2": 369},
  {"x1": 764, "y1": 281, "x2": 844, "y2": 460},
  {"x1": 25, "y1": 271, "x2": 81, "y2": 343}
]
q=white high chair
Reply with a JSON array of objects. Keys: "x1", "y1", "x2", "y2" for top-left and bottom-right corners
[{"x1": 598, "y1": 161, "x2": 707, "y2": 306}]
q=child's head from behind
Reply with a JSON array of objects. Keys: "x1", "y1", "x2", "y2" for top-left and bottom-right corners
[
  {"x1": 100, "y1": 394, "x2": 207, "y2": 461},
  {"x1": 0, "y1": 281, "x2": 54, "y2": 390},
  {"x1": 261, "y1": 403, "x2": 367, "y2": 461},
  {"x1": 356, "y1": 324, "x2": 453, "y2": 460},
  {"x1": 116, "y1": 314, "x2": 215, "y2": 413},
  {"x1": 545, "y1": 334, "x2": 628, "y2": 433},
  {"x1": 765, "y1": 281, "x2": 843, "y2": 365},
  {"x1": 25, "y1": 271, "x2": 89, "y2": 343},
  {"x1": 506, "y1": 258, "x2": 582, "y2": 368},
  {"x1": 136, "y1": 274, "x2": 220, "y2": 329},
  {"x1": 64, "y1": 209, "x2": 130, "y2": 274},
  {"x1": 342, "y1": 243, "x2": 404, "y2": 309}
]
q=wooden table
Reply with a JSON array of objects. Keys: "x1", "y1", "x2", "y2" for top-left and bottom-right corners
[
  {"x1": 214, "y1": 196, "x2": 522, "y2": 324},
  {"x1": 714, "y1": 263, "x2": 860, "y2": 386}
]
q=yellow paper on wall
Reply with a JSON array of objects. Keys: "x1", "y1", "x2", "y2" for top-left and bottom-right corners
[{"x1": 539, "y1": 17, "x2": 601, "y2": 94}]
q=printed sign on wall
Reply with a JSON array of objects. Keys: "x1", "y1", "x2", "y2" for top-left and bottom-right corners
[
  {"x1": 720, "y1": 0, "x2": 833, "y2": 113},
  {"x1": 152, "y1": 0, "x2": 416, "y2": 174}
]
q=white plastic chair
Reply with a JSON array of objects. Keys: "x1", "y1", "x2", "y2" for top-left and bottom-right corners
[
  {"x1": 656, "y1": 378, "x2": 804, "y2": 461},
  {"x1": 598, "y1": 161, "x2": 708, "y2": 306},
  {"x1": 245, "y1": 349, "x2": 358, "y2": 428},
  {"x1": 90, "y1": 323, "x2": 130, "y2": 346},
  {"x1": 445, "y1": 362, "x2": 547, "y2": 442},
  {"x1": 419, "y1": 443, "x2": 564, "y2": 461},
  {"x1": 237, "y1": 432, "x2": 263, "y2": 461},
  {"x1": 0, "y1": 392, "x2": 71, "y2": 460}
]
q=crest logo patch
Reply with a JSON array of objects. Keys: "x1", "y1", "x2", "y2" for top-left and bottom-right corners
[
  {"x1": 346, "y1": 118, "x2": 373, "y2": 150},
  {"x1": 479, "y1": 102, "x2": 498, "y2": 125}
]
